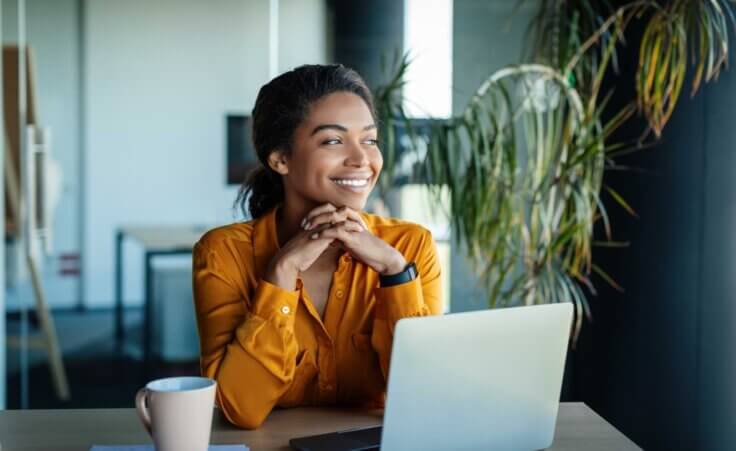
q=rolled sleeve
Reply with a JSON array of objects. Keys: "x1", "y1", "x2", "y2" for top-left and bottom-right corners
[
  {"x1": 371, "y1": 226, "x2": 443, "y2": 377},
  {"x1": 374, "y1": 278, "x2": 426, "y2": 329},
  {"x1": 251, "y1": 279, "x2": 300, "y2": 330}
]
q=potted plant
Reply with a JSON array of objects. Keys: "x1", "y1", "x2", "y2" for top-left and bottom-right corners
[{"x1": 375, "y1": 0, "x2": 735, "y2": 341}]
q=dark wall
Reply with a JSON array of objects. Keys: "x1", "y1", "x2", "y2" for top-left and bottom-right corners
[
  {"x1": 329, "y1": 0, "x2": 403, "y2": 91},
  {"x1": 697, "y1": 60, "x2": 736, "y2": 449},
  {"x1": 571, "y1": 22, "x2": 736, "y2": 451}
]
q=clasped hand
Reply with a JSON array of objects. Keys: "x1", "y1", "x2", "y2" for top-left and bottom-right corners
[{"x1": 265, "y1": 203, "x2": 406, "y2": 290}]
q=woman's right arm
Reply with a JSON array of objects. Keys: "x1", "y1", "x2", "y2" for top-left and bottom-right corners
[{"x1": 192, "y1": 237, "x2": 300, "y2": 430}]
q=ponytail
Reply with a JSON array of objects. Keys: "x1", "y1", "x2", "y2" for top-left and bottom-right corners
[{"x1": 234, "y1": 165, "x2": 284, "y2": 219}]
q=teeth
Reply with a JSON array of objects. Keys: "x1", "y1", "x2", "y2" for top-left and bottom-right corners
[{"x1": 333, "y1": 178, "x2": 369, "y2": 187}]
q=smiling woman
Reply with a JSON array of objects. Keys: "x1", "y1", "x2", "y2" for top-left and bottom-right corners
[{"x1": 192, "y1": 65, "x2": 443, "y2": 429}]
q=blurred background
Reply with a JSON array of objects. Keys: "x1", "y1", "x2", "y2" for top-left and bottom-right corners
[{"x1": 2, "y1": 1, "x2": 736, "y2": 450}]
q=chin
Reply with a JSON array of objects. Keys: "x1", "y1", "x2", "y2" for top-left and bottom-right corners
[
  {"x1": 322, "y1": 192, "x2": 369, "y2": 211},
  {"x1": 332, "y1": 197, "x2": 366, "y2": 211}
]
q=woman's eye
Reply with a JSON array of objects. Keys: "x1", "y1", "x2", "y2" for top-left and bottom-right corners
[
  {"x1": 323, "y1": 138, "x2": 342, "y2": 145},
  {"x1": 363, "y1": 139, "x2": 379, "y2": 146}
]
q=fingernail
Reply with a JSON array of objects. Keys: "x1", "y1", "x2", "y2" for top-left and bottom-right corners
[
  {"x1": 311, "y1": 232, "x2": 319, "y2": 239},
  {"x1": 300, "y1": 218, "x2": 306, "y2": 228},
  {"x1": 304, "y1": 222, "x2": 311, "y2": 230}
]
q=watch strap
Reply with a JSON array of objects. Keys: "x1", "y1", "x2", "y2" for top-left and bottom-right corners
[{"x1": 379, "y1": 262, "x2": 417, "y2": 287}]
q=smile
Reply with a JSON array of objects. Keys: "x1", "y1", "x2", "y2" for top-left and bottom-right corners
[{"x1": 330, "y1": 177, "x2": 372, "y2": 192}]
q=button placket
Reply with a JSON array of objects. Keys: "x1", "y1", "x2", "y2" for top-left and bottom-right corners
[
  {"x1": 319, "y1": 252, "x2": 351, "y2": 401},
  {"x1": 317, "y1": 334, "x2": 336, "y2": 397}
]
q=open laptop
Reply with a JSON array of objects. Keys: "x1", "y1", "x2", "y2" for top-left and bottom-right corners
[{"x1": 290, "y1": 303, "x2": 573, "y2": 451}]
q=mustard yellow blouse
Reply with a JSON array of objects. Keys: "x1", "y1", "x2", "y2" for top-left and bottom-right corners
[{"x1": 192, "y1": 207, "x2": 442, "y2": 429}]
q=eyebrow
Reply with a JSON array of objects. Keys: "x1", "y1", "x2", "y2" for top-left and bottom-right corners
[{"x1": 310, "y1": 123, "x2": 377, "y2": 136}]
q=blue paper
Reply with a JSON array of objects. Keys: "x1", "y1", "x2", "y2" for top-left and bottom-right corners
[{"x1": 90, "y1": 446, "x2": 248, "y2": 451}]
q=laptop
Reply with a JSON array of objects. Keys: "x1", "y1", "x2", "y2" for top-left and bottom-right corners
[{"x1": 290, "y1": 303, "x2": 573, "y2": 451}]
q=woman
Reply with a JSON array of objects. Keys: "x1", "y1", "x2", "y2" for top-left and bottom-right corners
[{"x1": 192, "y1": 64, "x2": 442, "y2": 429}]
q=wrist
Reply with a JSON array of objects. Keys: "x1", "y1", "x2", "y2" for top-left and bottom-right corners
[
  {"x1": 379, "y1": 261, "x2": 417, "y2": 287},
  {"x1": 381, "y1": 252, "x2": 407, "y2": 276},
  {"x1": 265, "y1": 257, "x2": 299, "y2": 290}
]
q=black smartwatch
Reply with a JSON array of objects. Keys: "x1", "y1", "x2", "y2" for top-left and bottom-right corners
[{"x1": 379, "y1": 262, "x2": 418, "y2": 287}]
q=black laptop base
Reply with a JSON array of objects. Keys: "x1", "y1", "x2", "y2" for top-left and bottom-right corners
[{"x1": 289, "y1": 425, "x2": 382, "y2": 451}]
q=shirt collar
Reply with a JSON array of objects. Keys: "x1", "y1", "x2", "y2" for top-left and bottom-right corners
[{"x1": 252, "y1": 206, "x2": 280, "y2": 277}]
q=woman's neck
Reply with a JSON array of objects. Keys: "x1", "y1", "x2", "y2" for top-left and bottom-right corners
[{"x1": 275, "y1": 201, "x2": 311, "y2": 247}]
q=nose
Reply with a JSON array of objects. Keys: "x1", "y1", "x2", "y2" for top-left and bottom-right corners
[{"x1": 345, "y1": 140, "x2": 370, "y2": 167}]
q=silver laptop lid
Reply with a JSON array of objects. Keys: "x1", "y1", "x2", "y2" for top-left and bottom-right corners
[{"x1": 381, "y1": 303, "x2": 573, "y2": 451}]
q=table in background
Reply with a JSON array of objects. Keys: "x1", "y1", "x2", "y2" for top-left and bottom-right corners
[
  {"x1": 114, "y1": 225, "x2": 210, "y2": 366},
  {"x1": 0, "y1": 403, "x2": 641, "y2": 451}
]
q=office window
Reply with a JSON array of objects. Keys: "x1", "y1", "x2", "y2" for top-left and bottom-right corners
[{"x1": 403, "y1": 0, "x2": 453, "y2": 118}]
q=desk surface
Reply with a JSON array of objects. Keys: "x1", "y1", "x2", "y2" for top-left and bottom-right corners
[
  {"x1": 119, "y1": 225, "x2": 211, "y2": 250},
  {"x1": 0, "y1": 403, "x2": 639, "y2": 451}
]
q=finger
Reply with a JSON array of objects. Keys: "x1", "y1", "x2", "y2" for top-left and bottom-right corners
[
  {"x1": 311, "y1": 221, "x2": 361, "y2": 236},
  {"x1": 312, "y1": 222, "x2": 356, "y2": 242},
  {"x1": 304, "y1": 207, "x2": 368, "y2": 231},
  {"x1": 303, "y1": 226, "x2": 338, "y2": 249},
  {"x1": 304, "y1": 209, "x2": 349, "y2": 230},
  {"x1": 299, "y1": 222, "x2": 331, "y2": 238},
  {"x1": 301, "y1": 203, "x2": 336, "y2": 228},
  {"x1": 338, "y1": 206, "x2": 369, "y2": 231},
  {"x1": 307, "y1": 222, "x2": 339, "y2": 240},
  {"x1": 340, "y1": 220, "x2": 364, "y2": 233}
]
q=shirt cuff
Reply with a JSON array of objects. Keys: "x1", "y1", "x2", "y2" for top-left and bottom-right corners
[
  {"x1": 374, "y1": 277, "x2": 424, "y2": 328},
  {"x1": 252, "y1": 279, "x2": 300, "y2": 329}
]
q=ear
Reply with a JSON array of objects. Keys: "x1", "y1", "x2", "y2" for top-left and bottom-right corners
[{"x1": 266, "y1": 149, "x2": 289, "y2": 175}]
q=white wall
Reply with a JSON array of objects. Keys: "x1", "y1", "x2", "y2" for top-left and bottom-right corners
[
  {"x1": 278, "y1": 0, "x2": 327, "y2": 73},
  {"x1": 83, "y1": 0, "x2": 327, "y2": 307}
]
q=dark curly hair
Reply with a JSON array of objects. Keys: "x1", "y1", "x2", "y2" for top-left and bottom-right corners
[{"x1": 234, "y1": 64, "x2": 376, "y2": 219}]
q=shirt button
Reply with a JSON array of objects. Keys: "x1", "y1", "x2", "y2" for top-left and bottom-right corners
[
  {"x1": 280, "y1": 305, "x2": 291, "y2": 315},
  {"x1": 335, "y1": 290, "x2": 344, "y2": 299}
]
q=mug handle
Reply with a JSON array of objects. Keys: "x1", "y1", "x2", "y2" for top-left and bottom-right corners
[{"x1": 135, "y1": 388, "x2": 152, "y2": 436}]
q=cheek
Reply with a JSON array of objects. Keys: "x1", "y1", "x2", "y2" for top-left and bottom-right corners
[
  {"x1": 371, "y1": 149, "x2": 384, "y2": 173},
  {"x1": 296, "y1": 152, "x2": 340, "y2": 185},
  {"x1": 293, "y1": 150, "x2": 323, "y2": 172}
]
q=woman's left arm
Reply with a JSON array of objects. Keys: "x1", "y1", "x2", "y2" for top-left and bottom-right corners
[{"x1": 369, "y1": 227, "x2": 442, "y2": 378}]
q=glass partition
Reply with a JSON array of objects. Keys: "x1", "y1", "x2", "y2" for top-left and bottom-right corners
[{"x1": 0, "y1": 0, "x2": 471, "y2": 409}]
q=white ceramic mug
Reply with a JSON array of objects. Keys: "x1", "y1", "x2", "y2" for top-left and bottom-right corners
[{"x1": 135, "y1": 376, "x2": 217, "y2": 451}]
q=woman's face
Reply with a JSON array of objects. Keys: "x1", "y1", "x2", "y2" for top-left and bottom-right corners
[{"x1": 277, "y1": 91, "x2": 382, "y2": 211}]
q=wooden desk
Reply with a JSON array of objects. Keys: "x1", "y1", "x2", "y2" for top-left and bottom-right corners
[{"x1": 0, "y1": 403, "x2": 639, "y2": 451}]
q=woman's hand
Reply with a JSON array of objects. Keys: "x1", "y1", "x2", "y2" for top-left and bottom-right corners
[
  {"x1": 263, "y1": 222, "x2": 336, "y2": 291},
  {"x1": 303, "y1": 204, "x2": 407, "y2": 276}
]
